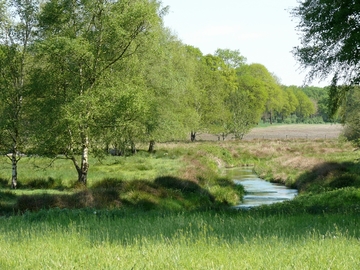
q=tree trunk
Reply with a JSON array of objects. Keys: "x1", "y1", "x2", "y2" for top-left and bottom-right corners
[
  {"x1": 11, "y1": 152, "x2": 18, "y2": 189},
  {"x1": 131, "y1": 142, "x2": 137, "y2": 154},
  {"x1": 76, "y1": 135, "x2": 89, "y2": 185},
  {"x1": 80, "y1": 137, "x2": 89, "y2": 184},
  {"x1": 190, "y1": 131, "x2": 196, "y2": 142},
  {"x1": 148, "y1": 140, "x2": 155, "y2": 153}
]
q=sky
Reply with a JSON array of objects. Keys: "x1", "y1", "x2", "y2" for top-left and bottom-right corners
[{"x1": 161, "y1": 0, "x2": 330, "y2": 87}]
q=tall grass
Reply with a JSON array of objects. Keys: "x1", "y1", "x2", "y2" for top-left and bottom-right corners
[{"x1": 0, "y1": 209, "x2": 359, "y2": 269}]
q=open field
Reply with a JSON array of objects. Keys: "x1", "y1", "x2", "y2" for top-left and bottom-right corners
[
  {"x1": 243, "y1": 124, "x2": 343, "y2": 140},
  {"x1": 196, "y1": 124, "x2": 343, "y2": 141}
]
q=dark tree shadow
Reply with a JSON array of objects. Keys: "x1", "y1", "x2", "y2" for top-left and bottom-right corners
[{"x1": 295, "y1": 161, "x2": 360, "y2": 193}]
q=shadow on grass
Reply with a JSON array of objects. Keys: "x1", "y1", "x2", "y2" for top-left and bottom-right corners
[
  {"x1": 16, "y1": 177, "x2": 68, "y2": 190},
  {"x1": 295, "y1": 161, "x2": 360, "y2": 193},
  {"x1": 0, "y1": 178, "x2": 8, "y2": 188},
  {"x1": 13, "y1": 176, "x2": 237, "y2": 213},
  {"x1": 0, "y1": 191, "x2": 17, "y2": 215}
]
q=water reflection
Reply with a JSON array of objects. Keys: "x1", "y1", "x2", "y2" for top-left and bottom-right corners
[{"x1": 226, "y1": 168, "x2": 298, "y2": 209}]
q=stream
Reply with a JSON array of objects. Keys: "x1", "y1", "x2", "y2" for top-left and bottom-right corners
[{"x1": 226, "y1": 167, "x2": 298, "y2": 209}]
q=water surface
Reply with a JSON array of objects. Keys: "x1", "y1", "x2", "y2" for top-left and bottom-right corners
[{"x1": 226, "y1": 168, "x2": 298, "y2": 209}]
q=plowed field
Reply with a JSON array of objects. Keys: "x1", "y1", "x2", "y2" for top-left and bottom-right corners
[
  {"x1": 243, "y1": 124, "x2": 343, "y2": 140},
  {"x1": 196, "y1": 124, "x2": 343, "y2": 141}
]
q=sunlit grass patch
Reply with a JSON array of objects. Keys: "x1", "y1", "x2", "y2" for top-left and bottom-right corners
[{"x1": 0, "y1": 153, "x2": 185, "y2": 189}]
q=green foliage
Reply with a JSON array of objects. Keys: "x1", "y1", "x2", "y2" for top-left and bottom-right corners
[
  {"x1": 215, "y1": 48, "x2": 247, "y2": 69},
  {"x1": 0, "y1": 0, "x2": 39, "y2": 188},
  {"x1": 18, "y1": 177, "x2": 64, "y2": 190},
  {"x1": 301, "y1": 86, "x2": 328, "y2": 101},
  {"x1": 294, "y1": 89, "x2": 316, "y2": 119},
  {"x1": 0, "y1": 143, "x2": 247, "y2": 213},
  {"x1": 0, "y1": 0, "x2": 335, "y2": 190},
  {"x1": 28, "y1": 0, "x2": 164, "y2": 183},
  {"x1": 282, "y1": 115, "x2": 298, "y2": 124},
  {"x1": 295, "y1": 161, "x2": 360, "y2": 193},
  {"x1": 281, "y1": 86, "x2": 299, "y2": 118},
  {"x1": 236, "y1": 64, "x2": 269, "y2": 116},
  {"x1": 341, "y1": 87, "x2": 360, "y2": 146},
  {"x1": 292, "y1": 0, "x2": 360, "y2": 127},
  {"x1": 292, "y1": 0, "x2": 360, "y2": 85}
]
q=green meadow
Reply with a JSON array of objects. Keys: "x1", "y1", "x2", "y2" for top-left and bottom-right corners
[{"x1": 1, "y1": 136, "x2": 360, "y2": 269}]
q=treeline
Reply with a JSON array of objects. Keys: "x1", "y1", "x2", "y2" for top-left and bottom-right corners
[{"x1": 0, "y1": 0, "x2": 329, "y2": 187}]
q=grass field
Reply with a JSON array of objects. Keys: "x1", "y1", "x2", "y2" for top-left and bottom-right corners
[
  {"x1": 1, "y1": 210, "x2": 359, "y2": 269},
  {"x1": 1, "y1": 124, "x2": 360, "y2": 269}
]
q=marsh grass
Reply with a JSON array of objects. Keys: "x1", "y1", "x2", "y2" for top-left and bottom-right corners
[{"x1": 0, "y1": 209, "x2": 359, "y2": 269}]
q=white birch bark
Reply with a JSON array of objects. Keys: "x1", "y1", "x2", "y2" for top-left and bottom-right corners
[
  {"x1": 11, "y1": 152, "x2": 18, "y2": 189},
  {"x1": 79, "y1": 134, "x2": 89, "y2": 184}
]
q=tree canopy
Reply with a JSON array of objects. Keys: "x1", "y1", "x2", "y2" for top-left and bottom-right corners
[
  {"x1": 292, "y1": 0, "x2": 360, "y2": 135},
  {"x1": 292, "y1": 0, "x2": 360, "y2": 85},
  {"x1": 0, "y1": 0, "x2": 322, "y2": 188}
]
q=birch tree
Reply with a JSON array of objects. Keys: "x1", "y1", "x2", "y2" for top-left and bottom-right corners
[
  {"x1": 32, "y1": 0, "x2": 162, "y2": 185},
  {"x1": 0, "y1": 0, "x2": 38, "y2": 189}
]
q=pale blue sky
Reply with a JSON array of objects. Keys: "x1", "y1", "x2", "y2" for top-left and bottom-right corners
[{"x1": 161, "y1": 0, "x2": 329, "y2": 87}]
